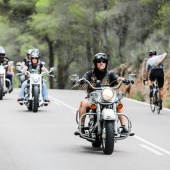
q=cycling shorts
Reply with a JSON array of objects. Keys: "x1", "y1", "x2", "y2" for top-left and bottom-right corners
[{"x1": 149, "y1": 68, "x2": 164, "y2": 88}]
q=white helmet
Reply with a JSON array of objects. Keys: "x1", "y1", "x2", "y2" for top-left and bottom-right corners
[
  {"x1": 27, "y1": 49, "x2": 32, "y2": 55},
  {"x1": 0, "y1": 47, "x2": 6, "y2": 55}
]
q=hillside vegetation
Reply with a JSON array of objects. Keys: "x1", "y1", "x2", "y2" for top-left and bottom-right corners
[{"x1": 0, "y1": 0, "x2": 170, "y2": 90}]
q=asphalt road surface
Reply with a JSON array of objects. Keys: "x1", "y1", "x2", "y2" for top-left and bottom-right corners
[{"x1": 0, "y1": 89, "x2": 169, "y2": 170}]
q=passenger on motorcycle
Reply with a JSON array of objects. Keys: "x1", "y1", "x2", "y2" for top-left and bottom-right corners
[
  {"x1": 19, "y1": 49, "x2": 32, "y2": 85},
  {"x1": 145, "y1": 50, "x2": 168, "y2": 110},
  {"x1": 0, "y1": 46, "x2": 14, "y2": 92},
  {"x1": 17, "y1": 49, "x2": 50, "y2": 103},
  {"x1": 75, "y1": 53, "x2": 129, "y2": 135},
  {"x1": 22, "y1": 49, "x2": 32, "y2": 65}
]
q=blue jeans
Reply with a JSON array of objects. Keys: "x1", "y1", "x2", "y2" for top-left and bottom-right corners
[
  {"x1": 6, "y1": 71, "x2": 13, "y2": 86},
  {"x1": 19, "y1": 80, "x2": 48, "y2": 100}
]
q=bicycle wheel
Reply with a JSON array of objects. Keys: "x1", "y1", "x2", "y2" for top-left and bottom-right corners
[
  {"x1": 150, "y1": 96, "x2": 155, "y2": 112},
  {"x1": 155, "y1": 89, "x2": 161, "y2": 114}
]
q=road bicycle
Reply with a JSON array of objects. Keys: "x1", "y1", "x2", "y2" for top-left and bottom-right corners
[{"x1": 149, "y1": 80, "x2": 161, "y2": 114}]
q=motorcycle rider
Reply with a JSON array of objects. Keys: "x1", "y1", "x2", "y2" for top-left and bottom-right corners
[
  {"x1": 19, "y1": 49, "x2": 32, "y2": 85},
  {"x1": 0, "y1": 46, "x2": 14, "y2": 92},
  {"x1": 145, "y1": 50, "x2": 168, "y2": 110},
  {"x1": 75, "y1": 53, "x2": 130, "y2": 135},
  {"x1": 17, "y1": 48, "x2": 50, "y2": 103}
]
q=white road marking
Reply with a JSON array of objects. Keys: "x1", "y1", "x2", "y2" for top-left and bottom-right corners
[
  {"x1": 53, "y1": 101, "x2": 60, "y2": 105},
  {"x1": 125, "y1": 97, "x2": 170, "y2": 111},
  {"x1": 49, "y1": 95, "x2": 170, "y2": 155},
  {"x1": 49, "y1": 96, "x2": 77, "y2": 111},
  {"x1": 140, "y1": 144, "x2": 164, "y2": 155},
  {"x1": 134, "y1": 135, "x2": 170, "y2": 155},
  {"x1": 72, "y1": 111, "x2": 76, "y2": 114}
]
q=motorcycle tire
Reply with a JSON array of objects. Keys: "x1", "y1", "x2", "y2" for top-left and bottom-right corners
[
  {"x1": 0, "y1": 78, "x2": 4, "y2": 100},
  {"x1": 32, "y1": 86, "x2": 39, "y2": 113},
  {"x1": 102, "y1": 120, "x2": 115, "y2": 155}
]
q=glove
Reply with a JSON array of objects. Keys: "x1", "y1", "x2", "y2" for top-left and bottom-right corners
[
  {"x1": 122, "y1": 79, "x2": 130, "y2": 85},
  {"x1": 79, "y1": 79, "x2": 86, "y2": 85},
  {"x1": 143, "y1": 78, "x2": 148, "y2": 85}
]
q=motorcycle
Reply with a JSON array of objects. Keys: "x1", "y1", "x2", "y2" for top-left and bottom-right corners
[
  {"x1": 0, "y1": 63, "x2": 12, "y2": 100},
  {"x1": 70, "y1": 74, "x2": 135, "y2": 155},
  {"x1": 16, "y1": 67, "x2": 55, "y2": 112}
]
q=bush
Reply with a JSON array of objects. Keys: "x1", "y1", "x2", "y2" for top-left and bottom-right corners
[{"x1": 131, "y1": 91, "x2": 144, "y2": 102}]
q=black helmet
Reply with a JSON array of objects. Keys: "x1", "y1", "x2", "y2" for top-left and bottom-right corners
[
  {"x1": 31, "y1": 49, "x2": 40, "y2": 59},
  {"x1": 148, "y1": 50, "x2": 157, "y2": 56},
  {"x1": 93, "y1": 53, "x2": 108, "y2": 69},
  {"x1": 93, "y1": 53, "x2": 108, "y2": 63}
]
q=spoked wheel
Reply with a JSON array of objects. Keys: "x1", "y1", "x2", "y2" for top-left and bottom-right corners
[
  {"x1": 76, "y1": 110, "x2": 79, "y2": 124},
  {"x1": 155, "y1": 90, "x2": 161, "y2": 114},
  {"x1": 150, "y1": 97, "x2": 155, "y2": 112},
  {"x1": 102, "y1": 121, "x2": 115, "y2": 155}
]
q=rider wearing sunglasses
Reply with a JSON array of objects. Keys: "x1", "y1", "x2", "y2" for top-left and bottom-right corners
[
  {"x1": 17, "y1": 49, "x2": 50, "y2": 103},
  {"x1": 75, "y1": 53, "x2": 130, "y2": 135}
]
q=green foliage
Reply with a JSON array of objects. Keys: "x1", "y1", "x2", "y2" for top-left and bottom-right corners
[
  {"x1": 132, "y1": 91, "x2": 144, "y2": 102},
  {"x1": 0, "y1": 0, "x2": 170, "y2": 89},
  {"x1": 165, "y1": 96, "x2": 170, "y2": 109},
  {"x1": 140, "y1": 0, "x2": 153, "y2": 3},
  {"x1": 155, "y1": 3, "x2": 170, "y2": 30}
]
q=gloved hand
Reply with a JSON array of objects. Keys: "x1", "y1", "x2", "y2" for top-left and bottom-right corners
[
  {"x1": 79, "y1": 79, "x2": 86, "y2": 85},
  {"x1": 143, "y1": 78, "x2": 148, "y2": 85},
  {"x1": 122, "y1": 79, "x2": 130, "y2": 85}
]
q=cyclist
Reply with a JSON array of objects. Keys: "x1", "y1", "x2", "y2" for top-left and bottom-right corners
[{"x1": 145, "y1": 50, "x2": 168, "y2": 110}]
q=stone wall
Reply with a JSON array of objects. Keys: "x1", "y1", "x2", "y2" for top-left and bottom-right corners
[{"x1": 111, "y1": 59, "x2": 170, "y2": 108}]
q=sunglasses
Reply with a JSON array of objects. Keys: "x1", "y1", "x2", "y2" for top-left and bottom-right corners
[
  {"x1": 96, "y1": 59, "x2": 107, "y2": 63},
  {"x1": 32, "y1": 57, "x2": 38, "y2": 60}
]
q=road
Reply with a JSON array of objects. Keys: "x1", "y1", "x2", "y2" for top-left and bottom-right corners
[{"x1": 0, "y1": 88, "x2": 169, "y2": 170}]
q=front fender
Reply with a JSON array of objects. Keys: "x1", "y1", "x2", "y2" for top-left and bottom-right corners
[{"x1": 101, "y1": 109, "x2": 116, "y2": 120}]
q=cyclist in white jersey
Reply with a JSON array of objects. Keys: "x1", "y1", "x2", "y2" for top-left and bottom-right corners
[{"x1": 145, "y1": 50, "x2": 168, "y2": 109}]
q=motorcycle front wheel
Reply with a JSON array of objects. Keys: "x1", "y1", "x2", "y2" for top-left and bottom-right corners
[
  {"x1": 32, "y1": 86, "x2": 39, "y2": 113},
  {"x1": 0, "y1": 78, "x2": 4, "y2": 100},
  {"x1": 102, "y1": 120, "x2": 115, "y2": 155}
]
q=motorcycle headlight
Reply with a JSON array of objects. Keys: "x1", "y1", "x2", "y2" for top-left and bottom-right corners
[
  {"x1": 0, "y1": 69, "x2": 4, "y2": 75},
  {"x1": 31, "y1": 76, "x2": 39, "y2": 83},
  {"x1": 34, "y1": 76, "x2": 39, "y2": 83},
  {"x1": 0, "y1": 70, "x2": 4, "y2": 75},
  {"x1": 102, "y1": 87, "x2": 114, "y2": 101}
]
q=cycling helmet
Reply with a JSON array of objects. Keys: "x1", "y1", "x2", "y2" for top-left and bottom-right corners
[
  {"x1": 93, "y1": 53, "x2": 108, "y2": 69},
  {"x1": 30, "y1": 48, "x2": 40, "y2": 59},
  {"x1": 27, "y1": 49, "x2": 32, "y2": 55},
  {"x1": 148, "y1": 50, "x2": 157, "y2": 56}
]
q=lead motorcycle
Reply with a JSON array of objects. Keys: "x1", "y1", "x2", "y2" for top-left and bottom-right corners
[
  {"x1": 0, "y1": 63, "x2": 13, "y2": 100},
  {"x1": 16, "y1": 67, "x2": 55, "y2": 112},
  {"x1": 70, "y1": 74, "x2": 135, "y2": 155}
]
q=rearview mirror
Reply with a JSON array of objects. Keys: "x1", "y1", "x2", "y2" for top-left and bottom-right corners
[
  {"x1": 50, "y1": 67, "x2": 55, "y2": 72},
  {"x1": 70, "y1": 74, "x2": 79, "y2": 81},
  {"x1": 129, "y1": 74, "x2": 136, "y2": 80}
]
